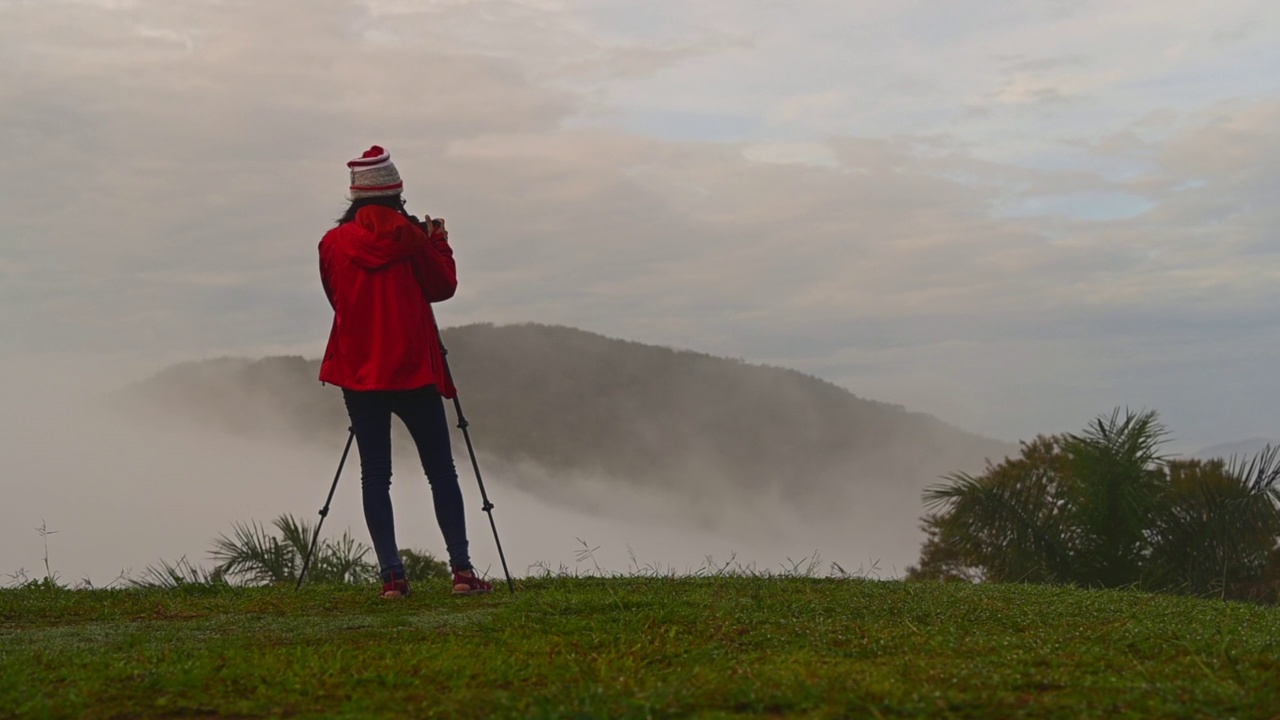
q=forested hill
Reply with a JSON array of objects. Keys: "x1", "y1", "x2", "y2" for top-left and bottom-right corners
[{"x1": 122, "y1": 323, "x2": 1015, "y2": 513}]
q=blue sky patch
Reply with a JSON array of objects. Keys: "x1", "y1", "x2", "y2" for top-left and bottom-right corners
[{"x1": 995, "y1": 191, "x2": 1158, "y2": 221}]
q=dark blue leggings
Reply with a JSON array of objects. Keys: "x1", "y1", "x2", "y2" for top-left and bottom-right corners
[{"x1": 342, "y1": 386, "x2": 471, "y2": 580}]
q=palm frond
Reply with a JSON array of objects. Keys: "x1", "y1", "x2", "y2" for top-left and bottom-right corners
[
  {"x1": 1226, "y1": 444, "x2": 1280, "y2": 497},
  {"x1": 273, "y1": 514, "x2": 316, "y2": 560},
  {"x1": 1062, "y1": 408, "x2": 1169, "y2": 587},
  {"x1": 923, "y1": 451, "x2": 1074, "y2": 584},
  {"x1": 1148, "y1": 458, "x2": 1279, "y2": 598},
  {"x1": 210, "y1": 520, "x2": 297, "y2": 585},
  {"x1": 312, "y1": 530, "x2": 376, "y2": 584}
]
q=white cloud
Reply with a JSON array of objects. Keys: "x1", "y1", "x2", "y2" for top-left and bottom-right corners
[
  {"x1": 1, "y1": 0, "x2": 1279, "y2": 448},
  {"x1": 740, "y1": 141, "x2": 839, "y2": 167}
]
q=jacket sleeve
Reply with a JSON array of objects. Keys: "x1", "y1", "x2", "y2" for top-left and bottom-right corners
[
  {"x1": 318, "y1": 239, "x2": 337, "y2": 310},
  {"x1": 411, "y1": 227, "x2": 458, "y2": 303}
]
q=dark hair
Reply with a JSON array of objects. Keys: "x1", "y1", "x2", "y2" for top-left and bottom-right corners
[{"x1": 336, "y1": 194, "x2": 406, "y2": 225}]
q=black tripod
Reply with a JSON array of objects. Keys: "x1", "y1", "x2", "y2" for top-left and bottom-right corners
[{"x1": 296, "y1": 339, "x2": 515, "y2": 593}]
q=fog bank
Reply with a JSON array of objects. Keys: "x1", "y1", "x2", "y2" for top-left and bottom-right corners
[{"x1": 1, "y1": 357, "x2": 927, "y2": 585}]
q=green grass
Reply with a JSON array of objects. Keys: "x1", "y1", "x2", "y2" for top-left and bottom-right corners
[{"x1": 2, "y1": 577, "x2": 1279, "y2": 719}]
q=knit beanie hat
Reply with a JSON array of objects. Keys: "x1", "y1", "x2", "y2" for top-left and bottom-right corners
[{"x1": 348, "y1": 145, "x2": 404, "y2": 199}]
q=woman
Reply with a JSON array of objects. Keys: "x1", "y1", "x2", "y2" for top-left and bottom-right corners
[{"x1": 318, "y1": 145, "x2": 492, "y2": 598}]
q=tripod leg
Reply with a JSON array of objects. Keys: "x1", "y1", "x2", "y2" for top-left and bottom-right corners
[
  {"x1": 451, "y1": 396, "x2": 516, "y2": 594},
  {"x1": 435, "y1": 332, "x2": 514, "y2": 593},
  {"x1": 296, "y1": 428, "x2": 355, "y2": 591}
]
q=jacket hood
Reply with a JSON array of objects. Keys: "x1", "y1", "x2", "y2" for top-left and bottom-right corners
[{"x1": 345, "y1": 205, "x2": 425, "y2": 270}]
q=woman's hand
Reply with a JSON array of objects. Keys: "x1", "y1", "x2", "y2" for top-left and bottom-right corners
[{"x1": 428, "y1": 217, "x2": 448, "y2": 241}]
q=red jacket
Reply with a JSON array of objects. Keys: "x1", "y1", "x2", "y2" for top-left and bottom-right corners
[{"x1": 318, "y1": 205, "x2": 458, "y2": 397}]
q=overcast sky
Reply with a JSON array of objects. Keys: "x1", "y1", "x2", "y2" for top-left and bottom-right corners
[{"x1": 3, "y1": 0, "x2": 1279, "y2": 448}]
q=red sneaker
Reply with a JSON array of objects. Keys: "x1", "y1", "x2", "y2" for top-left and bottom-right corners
[
  {"x1": 380, "y1": 573, "x2": 411, "y2": 599},
  {"x1": 452, "y1": 569, "x2": 493, "y2": 596}
]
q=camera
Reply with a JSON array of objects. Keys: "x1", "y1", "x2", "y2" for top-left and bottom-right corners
[{"x1": 403, "y1": 212, "x2": 443, "y2": 233}]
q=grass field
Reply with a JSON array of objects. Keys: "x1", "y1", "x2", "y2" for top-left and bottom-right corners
[{"x1": 2, "y1": 576, "x2": 1279, "y2": 719}]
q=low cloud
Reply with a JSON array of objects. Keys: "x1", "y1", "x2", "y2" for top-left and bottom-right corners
[{"x1": 1, "y1": 0, "x2": 1278, "y2": 450}]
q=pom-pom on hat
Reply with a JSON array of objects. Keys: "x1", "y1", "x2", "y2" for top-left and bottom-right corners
[{"x1": 348, "y1": 145, "x2": 404, "y2": 199}]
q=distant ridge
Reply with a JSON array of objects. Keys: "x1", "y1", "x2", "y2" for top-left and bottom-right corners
[
  {"x1": 124, "y1": 323, "x2": 1015, "y2": 521},
  {"x1": 1192, "y1": 438, "x2": 1278, "y2": 462}
]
